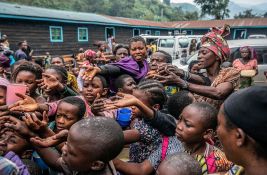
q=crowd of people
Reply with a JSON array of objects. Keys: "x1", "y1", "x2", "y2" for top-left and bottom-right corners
[{"x1": 0, "y1": 24, "x2": 266, "y2": 175}]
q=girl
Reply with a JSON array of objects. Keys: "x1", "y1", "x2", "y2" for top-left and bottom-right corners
[{"x1": 11, "y1": 61, "x2": 45, "y2": 103}]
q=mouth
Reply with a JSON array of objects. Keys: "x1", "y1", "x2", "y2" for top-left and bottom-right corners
[
  {"x1": 175, "y1": 131, "x2": 183, "y2": 141},
  {"x1": 56, "y1": 126, "x2": 65, "y2": 132}
]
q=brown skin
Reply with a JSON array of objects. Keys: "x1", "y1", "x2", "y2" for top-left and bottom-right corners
[
  {"x1": 116, "y1": 48, "x2": 129, "y2": 61},
  {"x1": 0, "y1": 87, "x2": 6, "y2": 106},
  {"x1": 217, "y1": 105, "x2": 267, "y2": 175},
  {"x1": 130, "y1": 41, "x2": 147, "y2": 63},
  {"x1": 118, "y1": 77, "x2": 137, "y2": 94},
  {"x1": 190, "y1": 64, "x2": 200, "y2": 74},
  {"x1": 156, "y1": 163, "x2": 180, "y2": 175},
  {"x1": 150, "y1": 52, "x2": 167, "y2": 70},
  {"x1": 0, "y1": 130, "x2": 30, "y2": 156},
  {"x1": 51, "y1": 57, "x2": 64, "y2": 67},
  {"x1": 55, "y1": 102, "x2": 81, "y2": 133},
  {"x1": 240, "y1": 48, "x2": 250, "y2": 62},
  {"x1": 15, "y1": 70, "x2": 37, "y2": 96},
  {"x1": 175, "y1": 105, "x2": 211, "y2": 155},
  {"x1": 82, "y1": 77, "x2": 108, "y2": 105}
]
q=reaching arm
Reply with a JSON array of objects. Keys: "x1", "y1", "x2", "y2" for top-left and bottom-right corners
[
  {"x1": 123, "y1": 129, "x2": 140, "y2": 144},
  {"x1": 113, "y1": 159, "x2": 154, "y2": 175}
]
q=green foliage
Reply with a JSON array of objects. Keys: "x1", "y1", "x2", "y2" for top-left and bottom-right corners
[
  {"x1": 234, "y1": 9, "x2": 261, "y2": 19},
  {"x1": 194, "y1": 0, "x2": 230, "y2": 19},
  {"x1": 3, "y1": 0, "x2": 199, "y2": 21}
]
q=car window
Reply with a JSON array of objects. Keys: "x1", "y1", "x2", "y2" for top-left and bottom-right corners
[
  {"x1": 178, "y1": 37, "x2": 189, "y2": 48},
  {"x1": 158, "y1": 39, "x2": 174, "y2": 48}
]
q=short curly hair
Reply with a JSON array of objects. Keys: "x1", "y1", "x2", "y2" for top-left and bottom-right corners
[{"x1": 12, "y1": 61, "x2": 43, "y2": 82}]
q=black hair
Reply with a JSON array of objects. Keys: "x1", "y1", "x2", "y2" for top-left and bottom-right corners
[
  {"x1": 17, "y1": 41, "x2": 25, "y2": 47},
  {"x1": 72, "y1": 117, "x2": 124, "y2": 162},
  {"x1": 167, "y1": 91, "x2": 194, "y2": 119},
  {"x1": 94, "y1": 75, "x2": 108, "y2": 88},
  {"x1": 128, "y1": 36, "x2": 146, "y2": 49},
  {"x1": 189, "y1": 102, "x2": 218, "y2": 130},
  {"x1": 10, "y1": 60, "x2": 28, "y2": 73},
  {"x1": 159, "y1": 152, "x2": 202, "y2": 175},
  {"x1": 138, "y1": 79, "x2": 166, "y2": 109},
  {"x1": 46, "y1": 65, "x2": 68, "y2": 84},
  {"x1": 113, "y1": 44, "x2": 129, "y2": 56},
  {"x1": 222, "y1": 106, "x2": 267, "y2": 159},
  {"x1": 51, "y1": 56, "x2": 65, "y2": 65},
  {"x1": 155, "y1": 50, "x2": 173, "y2": 64},
  {"x1": 59, "y1": 96, "x2": 86, "y2": 119},
  {"x1": 188, "y1": 60, "x2": 199, "y2": 72},
  {"x1": 114, "y1": 74, "x2": 133, "y2": 90},
  {"x1": 12, "y1": 61, "x2": 43, "y2": 81}
]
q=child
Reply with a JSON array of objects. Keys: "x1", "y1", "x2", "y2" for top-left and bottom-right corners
[
  {"x1": 188, "y1": 60, "x2": 200, "y2": 74},
  {"x1": 176, "y1": 102, "x2": 233, "y2": 174},
  {"x1": 157, "y1": 152, "x2": 202, "y2": 175},
  {"x1": 33, "y1": 117, "x2": 123, "y2": 175},
  {"x1": 114, "y1": 74, "x2": 137, "y2": 94},
  {"x1": 167, "y1": 90, "x2": 195, "y2": 119},
  {"x1": 11, "y1": 61, "x2": 45, "y2": 103}
]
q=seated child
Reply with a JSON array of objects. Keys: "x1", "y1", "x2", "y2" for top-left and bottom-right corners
[
  {"x1": 157, "y1": 152, "x2": 202, "y2": 175},
  {"x1": 176, "y1": 102, "x2": 233, "y2": 174}
]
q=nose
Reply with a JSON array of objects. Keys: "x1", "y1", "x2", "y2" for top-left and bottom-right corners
[
  {"x1": 57, "y1": 116, "x2": 65, "y2": 124},
  {"x1": 176, "y1": 121, "x2": 183, "y2": 131}
]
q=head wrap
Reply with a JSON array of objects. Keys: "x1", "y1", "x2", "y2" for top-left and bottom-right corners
[
  {"x1": 84, "y1": 49, "x2": 96, "y2": 59},
  {"x1": 239, "y1": 46, "x2": 258, "y2": 60},
  {"x1": 224, "y1": 86, "x2": 267, "y2": 147},
  {"x1": 201, "y1": 24, "x2": 230, "y2": 62},
  {"x1": 0, "y1": 54, "x2": 10, "y2": 68}
]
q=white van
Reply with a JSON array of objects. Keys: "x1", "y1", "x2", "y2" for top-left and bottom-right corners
[{"x1": 157, "y1": 35, "x2": 190, "y2": 60}]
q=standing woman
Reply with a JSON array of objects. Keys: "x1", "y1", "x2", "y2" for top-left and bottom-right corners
[
  {"x1": 112, "y1": 44, "x2": 129, "y2": 62},
  {"x1": 233, "y1": 46, "x2": 258, "y2": 88}
]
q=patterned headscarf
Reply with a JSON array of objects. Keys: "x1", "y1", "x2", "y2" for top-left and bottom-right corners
[{"x1": 201, "y1": 24, "x2": 231, "y2": 62}]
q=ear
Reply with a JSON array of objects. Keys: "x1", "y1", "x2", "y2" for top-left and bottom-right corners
[
  {"x1": 203, "y1": 129, "x2": 214, "y2": 142},
  {"x1": 90, "y1": 161, "x2": 105, "y2": 171},
  {"x1": 101, "y1": 88, "x2": 108, "y2": 97},
  {"x1": 235, "y1": 128, "x2": 246, "y2": 147},
  {"x1": 152, "y1": 104, "x2": 160, "y2": 111}
]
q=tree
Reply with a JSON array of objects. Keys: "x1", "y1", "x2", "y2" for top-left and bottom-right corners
[
  {"x1": 194, "y1": 0, "x2": 230, "y2": 19},
  {"x1": 234, "y1": 9, "x2": 261, "y2": 19}
]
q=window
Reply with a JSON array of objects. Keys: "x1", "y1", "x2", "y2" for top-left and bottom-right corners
[
  {"x1": 233, "y1": 29, "x2": 247, "y2": 39},
  {"x1": 145, "y1": 30, "x2": 152, "y2": 35},
  {"x1": 133, "y1": 28, "x2": 140, "y2": 36},
  {"x1": 105, "y1": 27, "x2": 115, "y2": 41},
  {"x1": 155, "y1": 31, "x2": 160, "y2": 36},
  {"x1": 78, "y1": 27, "x2": 88, "y2": 42},
  {"x1": 182, "y1": 30, "x2": 193, "y2": 35},
  {"x1": 159, "y1": 39, "x2": 174, "y2": 48},
  {"x1": 49, "y1": 26, "x2": 63, "y2": 42}
]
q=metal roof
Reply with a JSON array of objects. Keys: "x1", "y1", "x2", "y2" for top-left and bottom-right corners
[{"x1": 0, "y1": 2, "x2": 127, "y2": 25}]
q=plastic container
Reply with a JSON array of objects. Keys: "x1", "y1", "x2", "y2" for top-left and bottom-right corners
[{"x1": 116, "y1": 108, "x2": 131, "y2": 127}]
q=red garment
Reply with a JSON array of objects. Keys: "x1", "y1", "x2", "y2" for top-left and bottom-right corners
[{"x1": 233, "y1": 59, "x2": 257, "y2": 70}]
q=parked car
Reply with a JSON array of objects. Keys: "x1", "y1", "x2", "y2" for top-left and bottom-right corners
[
  {"x1": 248, "y1": 34, "x2": 267, "y2": 39},
  {"x1": 173, "y1": 39, "x2": 267, "y2": 86}
]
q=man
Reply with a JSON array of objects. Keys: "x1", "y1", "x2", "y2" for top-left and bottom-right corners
[{"x1": 14, "y1": 41, "x2": 28, "y2": 61}]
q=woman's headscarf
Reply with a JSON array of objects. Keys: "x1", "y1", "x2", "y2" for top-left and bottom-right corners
[{"x1": 201, "y1": 24, "x2": 231, "y2": 62}]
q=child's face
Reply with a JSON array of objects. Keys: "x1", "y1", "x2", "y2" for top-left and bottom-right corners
[
  {"x1": 61, "y1": 127, "x2": 96, "y2": 172},
  {"x1": 0, "y1": 130, "x2": 29, "y2": 156},
  {"x1": 130, "y1": 41, "x2": 147, "y2": 62},
  {"x1": 55, "y1": 102, "x2": 80, "y2": 133},
  {"x1": 51, "y1": 57, "x2": 64, "y2": 67},
  {"x1": 175, "y1": 106, "x2": 206, "y2": 144},
  {"x1": 190, "y1": 64, "x2": 199, "y2": 74},
  {"x1": 82, "y1": 77, "x2": 106, "y2": 104},
  {"x1": 15, "y1": 71, "x2": 37, "y2": 95},
  {"x1": 120, "y1": 77, "x2": 136, "y2": 94},
  {"x1": 45, "y1": 69, "x2": 65, "y2": 84},
  {"x1": 0, "y1": 87, "x2": 6, "y2": 106}
]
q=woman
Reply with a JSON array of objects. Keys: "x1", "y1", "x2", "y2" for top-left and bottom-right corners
[
  {"x1": 233, "y1": 46, "x2": 257, "y2": 88},
  {"x1": 82, "y1": 36, "x2": 149, "y2": 91},
  {"x1": 217, "y1": 86, "x2": 267, "y2": 175},
  {"x1": 156, "y1": 25, "x2": 240, "y2": 109},
  {"x1": 112, "y1": 44, "x2": 129, "y2": 62}
]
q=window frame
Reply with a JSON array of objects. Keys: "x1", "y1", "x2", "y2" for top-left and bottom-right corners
[
  {"x1": 145, "y1": 30, "x2": 152, "y2": 35},
  {"x1": 49, "y1": 26, "x2": 63, "y2": 42},
  {"x1": 77, "y1": 27, "x2": 88, "y2": 42},
  {"x1": 105, "y1": 27, "x2": 115, "y2": 41},
  {"x1": 233, "y1": 29, "x2": 247, "y2": 39},
  {"x1": 133, "y1": 28, "x2": 141, "y2": 37},
  {"x1": 155, "y1": 31, "x2": 161, "y2": 36}
]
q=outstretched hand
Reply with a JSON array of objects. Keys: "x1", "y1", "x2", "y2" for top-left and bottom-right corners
[
  {"x1": 37, "y1": 73, "x2": 64, "y2": 93},
  {"x1": 8, "y1": 93, "x2": 38, "y2": 112},
  {"x1": 30, "y1": 129, "x2": 68, "y2": 148},
  {"x1": 103, "y1": 93, "x2": 138, "y2": 110},
  {"x1": 81, "y1": 65, "x2": 101, "y2": 81},
  {"x1": 0, "y1": 115, "x2": 35, "y2": 138},
  {"x1": 22, "y1": 112, "x2": 49, "y2": 132}
]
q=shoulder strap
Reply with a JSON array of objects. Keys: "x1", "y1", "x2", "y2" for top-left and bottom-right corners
[{"x1": 161, "y1": 136, "x2": 169, "y2": 161}]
